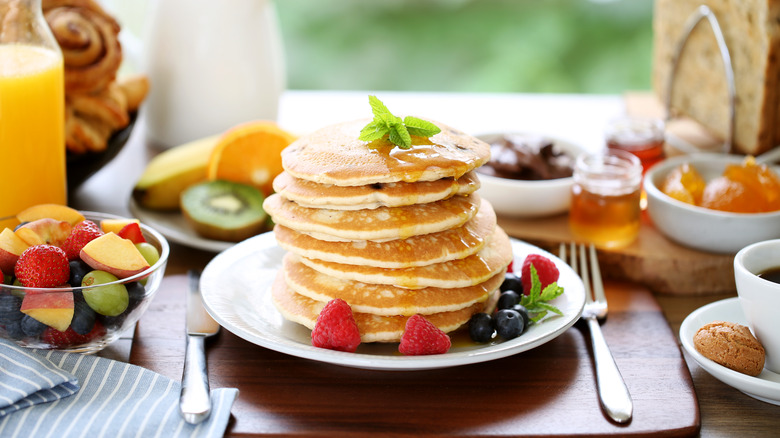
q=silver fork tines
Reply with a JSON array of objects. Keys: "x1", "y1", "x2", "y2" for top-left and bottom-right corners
[{"x1": 561, "y1": 243, "x2": 633, "y2": 424}]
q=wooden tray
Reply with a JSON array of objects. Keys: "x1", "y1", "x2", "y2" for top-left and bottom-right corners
[
  {"x1": 130, "y1": 275, "x2": 700, "y2": 437},
  {"x1": 498, "y1": 213, "x2": 735, "y2": 295}
]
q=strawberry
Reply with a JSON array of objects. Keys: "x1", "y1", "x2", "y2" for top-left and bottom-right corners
[
  {"x1": 117, "y1": 222, "x2": 146, "y2": 244},
  {"x1": 398, "y1": 314, "x2": 451, "y2": 355},
  {"x1": 14, "y1": 245, "x2": 70, "y2": 288},
  {"x1": 61, "y1": 220, "x2": 104, "y2": 261},
  {"x1": 41, "y1": 321, "x2": 106, "y2": 348},
  {"x1": 520, "y1": 254, "x2": 560, "y2": 296},
  {"x1": 311, "y1": 298, "x2": 361, "y2": 352}
]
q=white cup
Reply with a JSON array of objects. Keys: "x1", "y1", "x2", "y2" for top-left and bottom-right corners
[{"x1": 734, "y1": 239, "x2": 780, "y2": 374}]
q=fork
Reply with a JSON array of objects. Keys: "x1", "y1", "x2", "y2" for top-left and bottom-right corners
[{"x1": 561, "y1": 242, "x2": 633, "y2": 424}]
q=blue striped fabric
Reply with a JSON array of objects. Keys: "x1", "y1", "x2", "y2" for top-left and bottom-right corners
[{"x1": 0, "y1": 340, "x2": 238, "y2": 438}]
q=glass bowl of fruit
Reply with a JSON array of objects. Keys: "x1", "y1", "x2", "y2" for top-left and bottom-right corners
[{"x1": 0, "y1": 205, "x2": 169, "y2": 353}]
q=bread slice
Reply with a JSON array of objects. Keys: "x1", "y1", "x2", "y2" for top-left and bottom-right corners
[{"x1": 652, "y1": 0, "x2": 780, "y2": 155}]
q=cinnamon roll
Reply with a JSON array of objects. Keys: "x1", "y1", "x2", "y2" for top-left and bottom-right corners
[{"x1": 43, "y1": 0, "x2": 122, "y2": 94}]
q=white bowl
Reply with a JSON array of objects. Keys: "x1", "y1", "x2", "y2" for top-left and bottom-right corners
[
  {"x1": 475, "y1": 133, "x2": 586, "y2": 218},
  {"x1": 644, "y1": 153, "x2": 780, "y2": 253}
]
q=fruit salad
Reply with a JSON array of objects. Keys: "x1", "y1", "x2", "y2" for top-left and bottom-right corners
[{"x1": 0, "y1": 204, "x2": 167, "y2": 351}]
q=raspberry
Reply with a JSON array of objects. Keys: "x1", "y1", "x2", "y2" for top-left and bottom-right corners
[
  {"x1": 520, "y1": 254, "x2": 560, "y2": 295},
  {"x1": 398, "y1": 314, "x2": 451, "y2": 355},
  {"x1": 14, "y1": 245, "x2": 70, "y2": 288},
  {"x1": 61, "y1": 220, "x2": 103, "y2": 261},
  {"x1": 311, "y1": 298, "x2": 361, "y2": 352},
  {"x1": 41, "y1": 321, "x2": 106, "y2": 348}
]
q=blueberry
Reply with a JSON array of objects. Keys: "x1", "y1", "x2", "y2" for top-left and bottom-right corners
[
  {"x1": 71, "y1": 292, "x2": 97, "y2": 335},
  {"x1": 0, "y1": 295, "x2": 24, "y2": 324},
  {"x1": 4, "y1": 320, "x2": 24, "y2": 340},
  {"x1": 494, "y1": 309, "x2": 525, "y2": 340},
  {"x1": 497, "y1": 290, "x2": 520, "y2": 310},
  {"x1": 20, "y1": 315, "x2": 47, "y2": 337},
  {"x1": 468, "y1": 312, "x2": 494, "y2": 343},
  {"x1": 500, "y1": 272, "x2": 523, "y2": 295},
  {"x1": 69, "y1": 260, "x2": 91, "y2": 287},
  {"x1": 512, "y1": 304, "x2": 531, "y2": 331},
  {"x1": 126, "y1": 282, "x2": 146, "y2": 301}
]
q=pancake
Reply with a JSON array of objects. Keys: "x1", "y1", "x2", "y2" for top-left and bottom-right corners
[
  {"x1": 273, "y1": 198, "x2": 496, "y2": 268},
  {"x1": 263, "y1": 193, "x2": 481, "y2": 241},
  {"x1": 271, "y1": 274, "x2": 496, "y2": 343},
  {"x1": 282, "y1": 253, "x2": 506, "y2": 316},
  {"x1": 299, "y1": 227, "x2": 512, "y2": 289},
  {"x1": 272, "y1": 171, "x2": 480, "y2": 210},
  {"x1": 281, "y1": 119, "x2": 490, "y2": 186}
]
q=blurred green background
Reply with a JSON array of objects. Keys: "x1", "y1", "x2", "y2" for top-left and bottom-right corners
[{"x1": 275, "y1": 0, "x2": 655, "y2": 93}]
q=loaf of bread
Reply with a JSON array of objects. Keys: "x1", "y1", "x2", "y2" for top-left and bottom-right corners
[{"x1": 652, "y1": 0, "x2": 780, "y2": 155}]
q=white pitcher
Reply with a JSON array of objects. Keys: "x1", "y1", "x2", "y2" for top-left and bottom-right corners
[{"x1": 141, "y1": 0, "x2": 285, "y2": 148}]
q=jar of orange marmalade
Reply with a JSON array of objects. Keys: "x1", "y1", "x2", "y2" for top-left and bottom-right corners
[{"x1": 569, "y1": 149, "x2": 642, "y2": 249}]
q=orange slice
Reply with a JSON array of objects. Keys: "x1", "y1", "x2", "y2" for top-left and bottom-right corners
[{"x1": 206, "y1": 120, "x2": 297, "y2": 196}]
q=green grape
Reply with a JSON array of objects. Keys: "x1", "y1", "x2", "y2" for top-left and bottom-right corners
[
  {"x1": 135, "y1": 242, "x2": 160, "y2": 266},
  {"x1": 81, "y1": 270, "x2": 129, "y2": 316}
]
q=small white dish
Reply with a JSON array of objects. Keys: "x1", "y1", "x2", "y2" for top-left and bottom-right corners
[
  {"x1": 199, "y1": 232, "x2": 586, "y2": 371},
  {"x1": 679, "y1": 297, "x2": 780, "y2": 405},
  {"x1": 129, "y1": 198, "x2": 233, "y2": 253},
  {"x1": 475, "y1": 132, "x2": 586, "y2": 218},
  {"x1": 644, "y1": 153, "x2": 780, "y2": 254}
]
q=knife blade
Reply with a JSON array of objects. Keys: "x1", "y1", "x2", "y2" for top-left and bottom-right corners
[{"x1": 179, "y1": 270, "x2": 220, "y2": 424}]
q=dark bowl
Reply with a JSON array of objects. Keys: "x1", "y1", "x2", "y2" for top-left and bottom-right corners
[{"x1": 66, "y1": 112, "x2": 137, "y2": 191}]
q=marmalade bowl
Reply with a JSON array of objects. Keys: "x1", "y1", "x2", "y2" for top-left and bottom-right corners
[
  {"x1": 0, "y1": 211, "x2": 169, "y2": 353},
  {"x1": 644, "y1": 153, "x2": 780, "y2": 254},
  {"x1": 475, "y1": 132, "x2": 586, "y2": 218}
]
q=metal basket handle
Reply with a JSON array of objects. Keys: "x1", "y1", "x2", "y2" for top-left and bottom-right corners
[{"x1": 664, "y1": 5, "x2": 735, "y2": 154}]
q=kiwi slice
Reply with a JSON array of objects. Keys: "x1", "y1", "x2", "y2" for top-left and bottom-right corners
[{"x1": 181, "y1": 180, "x2": 267, "y2": 242}]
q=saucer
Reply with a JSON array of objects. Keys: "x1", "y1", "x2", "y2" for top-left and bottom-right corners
[{"x1": 679, "y1": 297, "x2": 780, "y2": 405}]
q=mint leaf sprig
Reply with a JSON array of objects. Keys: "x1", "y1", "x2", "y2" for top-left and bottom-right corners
[
  {"x1": 520, "y1": 265, "x2": 565, "y2": 324},
  {"x1": 359, "y1": 95, "x2": 441, "y2": 149}
]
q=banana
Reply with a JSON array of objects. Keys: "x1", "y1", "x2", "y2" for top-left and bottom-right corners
[{"x1": 132, "y1": 135, "x2": 220, "y2": 210}]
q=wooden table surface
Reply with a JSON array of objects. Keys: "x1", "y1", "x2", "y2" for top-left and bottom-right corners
[{"x1": 73, "y1": 91, "x2": 780, "y2": 437}]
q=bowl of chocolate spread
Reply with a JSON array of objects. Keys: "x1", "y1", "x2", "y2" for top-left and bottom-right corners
[{"x1": 475, "y1": 132, "x2": 585, "y2": 218}]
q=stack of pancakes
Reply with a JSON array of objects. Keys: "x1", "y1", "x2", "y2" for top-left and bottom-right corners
[{"x1": 263, "y1": 119, "x2": 513, "y2": 343}]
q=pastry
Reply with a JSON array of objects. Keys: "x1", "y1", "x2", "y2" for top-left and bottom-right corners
[
  {"x1": 43, "y1": 0, "x2": 122, "y2": 95},
  {"x1": 693, "y1": 320, "x2": 766, "y2": 376}
]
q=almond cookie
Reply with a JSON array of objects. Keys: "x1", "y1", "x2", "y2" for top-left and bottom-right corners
[{"x1": 693, "y1": 320, "x2": 765, "y2": 376}]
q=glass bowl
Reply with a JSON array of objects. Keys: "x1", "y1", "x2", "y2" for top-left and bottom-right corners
[{"x1": 0, "y1": 211, "x2": 169, "y2": 353}]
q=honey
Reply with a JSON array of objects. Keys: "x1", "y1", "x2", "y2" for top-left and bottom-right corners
[{"x1": 569, "y1": 150, "x2": 642, "y2": 249}]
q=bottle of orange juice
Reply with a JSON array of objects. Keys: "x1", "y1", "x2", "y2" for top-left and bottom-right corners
[{"x1": 0, "y1": 0, "x2": 65, "y2": 228}]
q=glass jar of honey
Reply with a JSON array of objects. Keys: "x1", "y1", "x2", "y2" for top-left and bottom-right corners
[
  {"x1": 604, "y1": 116, "x2": 665, "y2": 174},
  {"x1": 569, "y1": 149, "x2": 642, "y2": 249}
]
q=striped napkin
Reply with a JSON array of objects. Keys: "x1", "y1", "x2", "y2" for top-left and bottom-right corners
[{"x1": 0, "y1": 339, "x2": 238, "y2": 438}]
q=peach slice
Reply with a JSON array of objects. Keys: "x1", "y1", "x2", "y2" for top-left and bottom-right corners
[
  {"x1": 17, "y1": 204, "x2": 85, "y2": 226},
  {"x1": 15, "y1": 218, "x2": 72, "y2": 247},
  {"x1": 0, "y1": 228, "x2": 30, "y2": 273},
  {"x1": 20, "y1": 291, "x2": 75, "y2": 332},
  {"x1": 80, "y1": 232, "x2": 150, "y2": 279},
  {"x1": 100, "y1": 218, "x2": 140, "y2": 234}
]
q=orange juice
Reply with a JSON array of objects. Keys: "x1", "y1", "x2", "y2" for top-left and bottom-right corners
[{"x1": 0, "y1": 44, "x2": 65, "y2": 228}]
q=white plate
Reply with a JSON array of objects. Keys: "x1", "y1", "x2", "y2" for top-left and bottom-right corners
[
  {"x1": 199, "y1": 232, "x2": 586, "y2": 371},
  {"x1": 680, "y1": 297, "x2": 780, "y2": 405},
  {"x1": 129, "y1": 198, "x2": 233, "y2": 253}
]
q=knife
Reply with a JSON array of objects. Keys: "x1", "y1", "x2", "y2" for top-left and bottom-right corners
[{"x1": 179, "y1": 270, "x2": 220, "y2": 424}]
